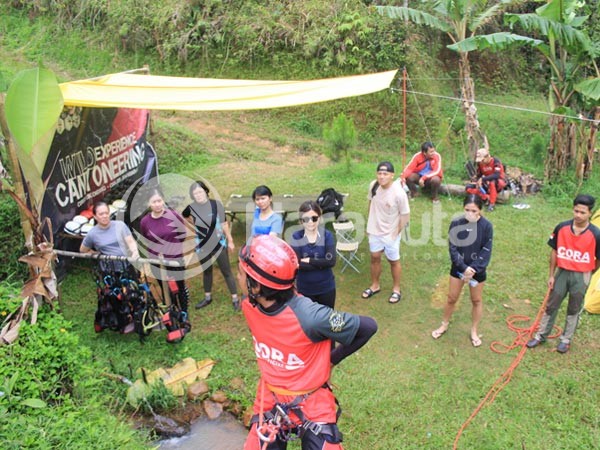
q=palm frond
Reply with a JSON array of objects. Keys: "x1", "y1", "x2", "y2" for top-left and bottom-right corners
[
  {"x1": 471, "y1": 0, "x2": 515, "y2": 31},
  {"x1": 505, "y1": 14, "x2": 592, "y2": 53},
  {"x1": 375, "y1": 6, "x2": 453, "y2": 33}
]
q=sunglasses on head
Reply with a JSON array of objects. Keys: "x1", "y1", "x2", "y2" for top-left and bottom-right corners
[{"x1": 300, "y1": 216, "x2": 319, "y2": 224}]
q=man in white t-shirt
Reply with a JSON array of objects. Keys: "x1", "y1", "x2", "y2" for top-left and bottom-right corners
[{"x1": 362, "y1": 162, "x2": 411, "y2": 304}]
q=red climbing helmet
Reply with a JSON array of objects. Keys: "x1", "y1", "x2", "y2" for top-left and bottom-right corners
[{"x1": 239, "y1": 235, "x2": 298, "y2": 290}]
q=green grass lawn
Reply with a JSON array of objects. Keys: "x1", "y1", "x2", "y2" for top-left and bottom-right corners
[{"x1": 58, "y1": 147, "x2": 600, "y2": 449}]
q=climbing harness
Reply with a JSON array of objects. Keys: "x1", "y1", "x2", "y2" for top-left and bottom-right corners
[{"x1": 254, "y1": 380, "x2": 342, "y2": 448}]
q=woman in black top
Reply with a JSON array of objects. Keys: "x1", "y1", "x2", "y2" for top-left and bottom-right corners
[
  {"x1": 431, "y1": 195, "x2": 493, "y2": 347},
  {"x1": 289, "y1": 201, "x2": 337, "y2": 308},
  {"x1": 182, "y1": 181, "x2": 240, "y2": 311}
]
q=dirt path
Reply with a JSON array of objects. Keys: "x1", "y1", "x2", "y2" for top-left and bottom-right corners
[{"x1": 160, "y1": 111, "x2": 327, "y2": 180}]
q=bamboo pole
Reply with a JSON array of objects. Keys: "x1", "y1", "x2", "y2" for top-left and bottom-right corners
[{"x1": 51, "y1": 249, "x2": 183, "y2": 267}]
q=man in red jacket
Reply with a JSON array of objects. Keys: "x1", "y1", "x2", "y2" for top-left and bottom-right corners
[
  {"x1": 238, "y1": 235, "x2": 377, "y2": 450},
  {"x1": 400, "y1": 141, "x2": 443, "y2": 203},
  {"x1": 527, "y1": 194, "x2": 600, "y2": 353},
  {"x1": 466, "y1": 147, "x2": 507, "y2": 212}
]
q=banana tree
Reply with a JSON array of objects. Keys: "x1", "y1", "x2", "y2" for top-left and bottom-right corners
[
  {"x1": 377, "y1": 0, "x2": 518, "y2": 157},
  {"x1": 448, "y1": 0, "x2": 600, "y2": 180}
]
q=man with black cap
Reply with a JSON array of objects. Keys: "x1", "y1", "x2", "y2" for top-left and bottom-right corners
[{"x1": 362, "y1": 161, "x2": 411, "y2": 304}]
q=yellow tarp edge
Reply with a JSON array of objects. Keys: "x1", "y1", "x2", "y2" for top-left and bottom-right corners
[
  {"x1": 59, "y1": 70, "x2": 398, "y2": 110},
  {"x1": 584, "y1": 212, "x2": 600, "y2": 313}
]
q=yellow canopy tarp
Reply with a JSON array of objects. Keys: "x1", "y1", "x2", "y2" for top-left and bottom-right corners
[{"x1": 59, "y1": 70, "x2": 398, "y2": 110}]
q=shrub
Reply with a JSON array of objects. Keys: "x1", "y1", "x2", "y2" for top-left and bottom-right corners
[
  {"x1": 323, "y1": 113, "x2": 357, "y2": 172},
  {"x1": 0, "y1": 295, "x2": 147, "y2": 449},
  {"x1": 0, "y1": 194, "x2": 28, "y2": 282},
  {"x1": 528, "y1": 134, "x2": 547, "y2": 167},
  {"x1": 139, "y1": 380, "x2": 179, "y2": 415},
  {"x1": 288, "y1": 115, "x2": 320, "y2": 137},
  {"x1": 0, "y1": 306, "x2": 89, "y2": 408}
]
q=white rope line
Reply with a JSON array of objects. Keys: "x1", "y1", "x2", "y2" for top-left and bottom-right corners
[
  {"x1": 405, "y1": 77, "x2": 463, "y2": 80},
  {"x1": 390, "y1": 87, "x2": 597, "y2": 123},
  {"x1": 404, "y1": 73, "x2": 458, "y2": 199},
  {"x1": 406, "y1": 75, "x2": 433, "y2": 144}
]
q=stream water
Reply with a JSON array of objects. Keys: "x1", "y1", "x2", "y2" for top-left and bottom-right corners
[{"x1": 159, "y1": 413, "x2": 247, "y2": 450}]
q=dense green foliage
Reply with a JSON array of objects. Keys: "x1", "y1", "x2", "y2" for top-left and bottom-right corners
[
  {"x1": 0, "y1": 193, "x2": 28, "y2": 281},
  {"x1": 8, "y1": 0, "x2": 409, "y2": 76},
  {"x1": 0, "y1": 283, "x2": 148, "y2": 449}
]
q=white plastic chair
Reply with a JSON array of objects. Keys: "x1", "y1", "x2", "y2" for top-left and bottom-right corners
[{"x1": 332, "y1": 221, "x2": 361, "y2": 273}]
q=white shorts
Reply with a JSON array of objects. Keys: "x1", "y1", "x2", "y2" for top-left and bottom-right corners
[{"x1": 368, "y1": 234, "x2": 401, "y2": 261}]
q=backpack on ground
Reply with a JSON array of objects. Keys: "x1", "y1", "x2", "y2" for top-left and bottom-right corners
[{"x1": 316, "y1": 188, "x2": 345, "y2": 219}]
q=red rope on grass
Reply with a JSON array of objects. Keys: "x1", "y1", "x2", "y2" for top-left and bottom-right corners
[
  {"x1": 453, "y1": 288, "x2": 556, "y2": 449},
  {"x1": 489, "y1": 315, "x2": 562, "y2": 354}
]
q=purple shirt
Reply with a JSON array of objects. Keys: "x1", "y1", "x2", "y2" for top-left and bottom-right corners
[{"x1": 139, "y1": 209, "x2": 186, "y2": 259}]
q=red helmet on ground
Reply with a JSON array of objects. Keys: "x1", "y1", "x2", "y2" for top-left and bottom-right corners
[{"x1": 239, "y1": 235, "x2": 298, "y2": 290}]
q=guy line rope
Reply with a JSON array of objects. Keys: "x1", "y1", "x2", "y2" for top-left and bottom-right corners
[{"x1": 391, "y1": 87, "x2": 597, "y2": 123}]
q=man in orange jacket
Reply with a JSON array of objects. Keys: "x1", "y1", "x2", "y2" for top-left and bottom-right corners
[{"x1": 400, "y1": 141, "x2": 443, "y2": 203}]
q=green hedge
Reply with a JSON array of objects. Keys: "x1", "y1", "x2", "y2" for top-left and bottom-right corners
[{"x1": 0, "y1": 194, "x2": 28, "y2": 281}]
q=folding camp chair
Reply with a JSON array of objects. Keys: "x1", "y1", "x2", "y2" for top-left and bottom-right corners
[{"x1": 333, "y1": 221, "x2": 361, "y2": 273}]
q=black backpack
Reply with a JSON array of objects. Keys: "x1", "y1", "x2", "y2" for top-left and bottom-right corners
[{"x1": 316, "y1": 188, "x2": 344, "y2": 219}]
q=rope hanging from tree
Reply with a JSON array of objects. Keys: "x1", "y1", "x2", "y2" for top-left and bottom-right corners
[{"x1": 395, "y1": 68, "x2": 462, "y2": 199}]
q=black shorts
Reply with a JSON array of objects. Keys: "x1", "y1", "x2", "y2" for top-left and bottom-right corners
[{"x1": 450, "y1": 266, "x2": 487, "y2": 283}]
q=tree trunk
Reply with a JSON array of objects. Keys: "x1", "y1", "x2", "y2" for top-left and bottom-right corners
[
  {"x1": 459, "y1": 54, "x2": 485, "y2": 159},
  {"x1": 582, "y1": 106, "x2": 599, "y2": 179},
  {"x1": 546, "y1": 107, "x2": 598, "y2": 181},
  {"x1": 545, "y1": 115, "x2": 569, "y2": 179}
]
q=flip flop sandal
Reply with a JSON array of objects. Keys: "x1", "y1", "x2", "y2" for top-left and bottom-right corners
[
  {"x1": 432, "y1": 322, "x2": 449, "y2": 339},
  {"x1": 361, "y1": 288, "x2": 380, "y2": 299},
  {"x1": 388, "y1": 292, "x2": 402, "y2": 304},
  {"x1": 471, "y1": 334, "x2": 482, "y2": 347}
]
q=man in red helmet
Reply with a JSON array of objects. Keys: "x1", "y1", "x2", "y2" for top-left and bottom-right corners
[{"x1": 238, "y1": 235, "x2": 378, "y2": 450}]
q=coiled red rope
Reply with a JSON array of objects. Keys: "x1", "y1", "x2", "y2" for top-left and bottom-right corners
[{"x1": 453, "y1": 288, "x2": 561, "y2": 449}]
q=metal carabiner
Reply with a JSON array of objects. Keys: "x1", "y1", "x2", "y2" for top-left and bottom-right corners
[{"x1": 256, "y1": 422, "x2": 279, "y2": 443}]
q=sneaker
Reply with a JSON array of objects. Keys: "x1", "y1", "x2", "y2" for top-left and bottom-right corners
[
  {"x1": 232, "y1": 299, "x2": 241, "y2": 312},
  {"x1": 121, "y1": 322, "x2": 135, "y2": 334},
  {"x1": 526, "y1": 338, "x2": 542, "y2": 348},
  {"x1": 556, "y1": 341, "x2": 570, "y2": 354},
  {"x1": 432, "y1": 198, "x2": 441, "y2": 205},
  {"x1": 487, "y1": 204, "x2": 495, "y2": 212},
  {"x1": 195, "y1": 297, "x2": 212, "y2": 309}
]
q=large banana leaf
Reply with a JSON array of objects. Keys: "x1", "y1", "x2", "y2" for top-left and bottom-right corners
[
  {"x1": 448, "y1": 32, "x2": 544, "y2": 52},
  {"x1": 575, "y1": 78, "x2": 600, "y2": 101},
  {"x1": 504, "y1": 13, "x2": 592, "y2": 54},
  {"x1": 5, "y1": 68, "x2": 63, "y2": 210}
]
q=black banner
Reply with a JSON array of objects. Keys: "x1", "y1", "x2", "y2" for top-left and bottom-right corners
[{"x1": 37, "y1": 107, "x2": 157, "y2": 269}]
